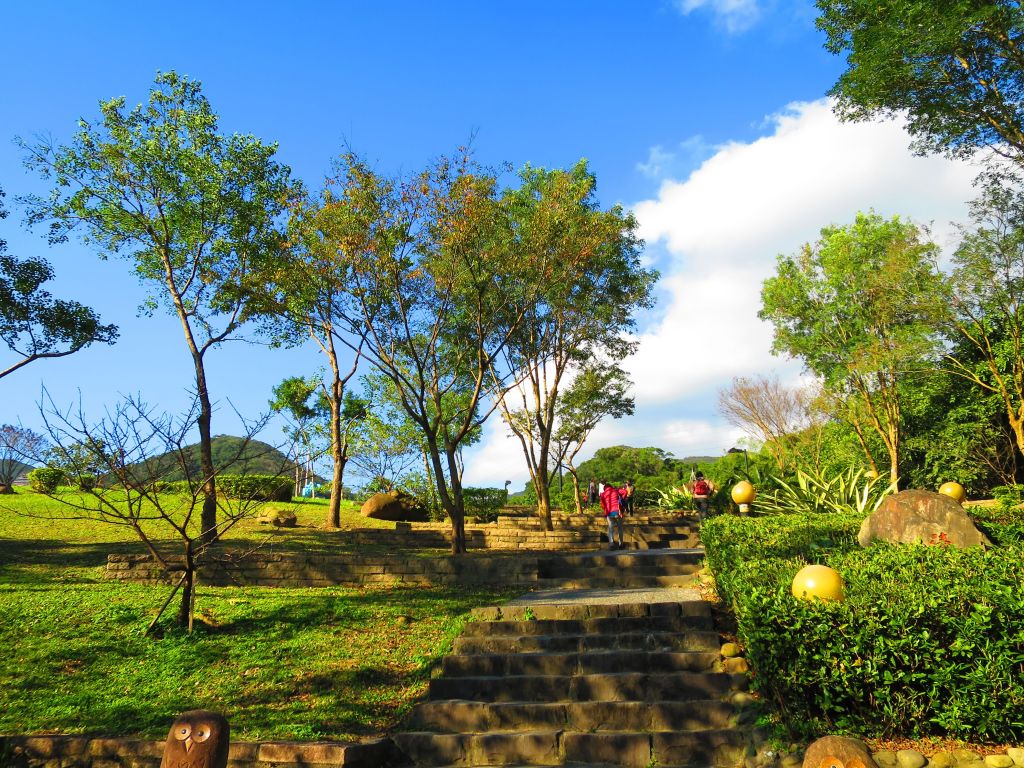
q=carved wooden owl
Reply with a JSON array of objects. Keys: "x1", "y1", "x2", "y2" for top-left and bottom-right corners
[{"x1": 159, "y1": 710, "x2": 229, "y2": 768}]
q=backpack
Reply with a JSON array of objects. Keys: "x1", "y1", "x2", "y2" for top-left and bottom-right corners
[{"x1": 693, "y1": 479, "x2": 711, "y2": 497}]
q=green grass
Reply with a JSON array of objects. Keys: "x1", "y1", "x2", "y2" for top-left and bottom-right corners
[{"x1": 0, "y1": 489, "x2": 517, "y2": 741}]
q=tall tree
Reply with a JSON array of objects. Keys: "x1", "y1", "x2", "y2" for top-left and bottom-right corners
[
  {"x1": 269, "y1": 376, "x2": 327, "y2": 498},
  {"x1": 818, "y1": 0, "x2": 1024, "y2": 163},
  {"x1": 0, "y1": 186, "x2": 117, "y2": 379},
  {"x1": 760, "y1": 212, "x2": 946, "y2": 485},
  {"x1": 0, "y1": 425, "x2": 46, "y2": 493},
  {"x1": 20, "y1": 72, "x2": 295, "y2": 544},
  {"x1": 316, "y1": 151, "x2": 530, "y2": 554},
  {"x1": 493, "y1": 161, "x2": 656, "y2": 529},
  {"x1": 944, "y1": 171, "x2": 1024, "y2": 461},
  {"x1": 550, "y1": 364, "x2": 634, "y2": 514}
]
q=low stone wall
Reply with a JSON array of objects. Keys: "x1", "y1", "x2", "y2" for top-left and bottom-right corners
[
  {"x1": 0, "y1": 734, "x2": 398, "y2": 768},
  {"x1": 104, "y1": 551, "x2": 540, "y2": 589},
  {"x1": 348, "y1": 521, "x2": 604, "y2": 551}
]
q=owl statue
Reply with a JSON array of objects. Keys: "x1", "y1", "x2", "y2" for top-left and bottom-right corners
[{"x1": 160, "y1": 710, "x2": 230, "y2": 768}]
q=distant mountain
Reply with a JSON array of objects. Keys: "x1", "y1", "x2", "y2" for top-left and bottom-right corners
[{"x1": 143, "y1": 435, "x2": 296, "y2": 481}]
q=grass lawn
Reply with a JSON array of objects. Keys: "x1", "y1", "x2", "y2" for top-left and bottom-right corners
[{"x1": 0, "y1": 489, "x2": 518, "y2": 741}]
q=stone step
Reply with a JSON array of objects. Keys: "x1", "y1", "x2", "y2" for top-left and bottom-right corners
[
  {"x1": 393, "y1": 727, "x2": 751, "y2": 767},
  {"x1": 538, "y1": 551, "x2": 703, "y2": 569},
  {"x1": 470, "y1": 600, "x2": 710, "y2": 622},
  {"x1": 408, "y1": 699, "x2": 737, "y2": 732},
  {"x1": 536, "y1": 563, "x2": 701, "y2": 579},
  {"x1": 441, "y1": 650, "x2": 720, "y2": 677},
  {"x1": 427, "y1": 671, "x2": 747, "y2": 703},
  {"x1": 535, "y1": 574, "x2": 697, "y2": 589},
  {"x1": 459, "y1": 614, "x2": 711, "y2": 638},
  {"x1": 453, "y1": 629, "x2": 721, "y2": 655}
]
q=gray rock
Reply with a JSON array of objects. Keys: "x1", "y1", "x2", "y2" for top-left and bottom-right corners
[
  {"x1": 875, "y1": 752, "x2": 899, "y2": 768},
  {"x1": 985, "y1": 757, "x2": 1014, "y2": 768},
  {"x1": 360, "y1": 490, "x2": 428, "y2": 522},
  {"x1": 929, "y1": 752, "x2": 955, "y2": 768},
  {"x1": 1006, "y1": 749, "x2": 1024, "y2": 768},
  {"x1": 859, "y1": 489, "x2": 992, "y2": 548},
  {"x1": 803, "y1": 737, "x2": 876, "y2": 768},
  {"x1": 721, "y1": 642, "x2": 743, "y2": 658}
]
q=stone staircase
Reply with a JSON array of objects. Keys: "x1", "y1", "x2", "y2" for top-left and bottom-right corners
[
  {"x1": 535, "y1": 550, "x2": 703, "y2": 590},
  {"x1": 393, "y1": 549, "x2": 761, "y2": 767}
]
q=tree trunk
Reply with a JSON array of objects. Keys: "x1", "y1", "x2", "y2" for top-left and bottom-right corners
[
  {"x1": 193, "y1": 355, "x2": 218, "y2": 546},
  {"x1": 535, "y1": 482, "x2": 553, "y2": 531},
  {"x1": 175, "y1": 540, "x2": 195, "y2": 628},
  {"x1": 325, "y1": 380, "x2": 344, "y2": 528},
  {"x1": 567, "y1": 469, "x2": 582, "y2": 515}
]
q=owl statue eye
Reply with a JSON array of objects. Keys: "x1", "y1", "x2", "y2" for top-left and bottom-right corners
[
  {"x1": 174, "y1": 724, "x2": 192, "y2": 741},
  {"x1": 194, "y1": 725, "x2": 212, "y2": 743}
]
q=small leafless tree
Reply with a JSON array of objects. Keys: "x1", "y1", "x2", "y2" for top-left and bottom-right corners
[
  {"x1": 718, "y1": 374, "x2": 824, "y2": 471},
  {"x1": 29, "y1": 393, "x2": 272, "y2": 631},
  {"x1": 0, "y1": 425, "x2": 47, "y2": 492}
]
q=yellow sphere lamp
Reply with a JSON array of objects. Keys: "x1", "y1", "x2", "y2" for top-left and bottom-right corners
[
  {"x1": 938, "y1": 482, "x2": 966, "y2": 504},
  {"x1": 791, "y1": 564, "x2": 845, "y2": 602},
  {"x1": 731, "y1": 480, "x2": 755, "y2": 514}
]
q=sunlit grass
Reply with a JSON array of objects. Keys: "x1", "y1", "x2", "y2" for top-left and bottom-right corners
[{"x1": 0, "y1": 489, "x2": 514, "y2": 741}]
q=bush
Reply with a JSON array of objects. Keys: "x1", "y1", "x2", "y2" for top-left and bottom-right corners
[
  {"x1": 217, "y1": 474, "x2": 293, "y2": 502},
  {"x1": 701, "y1": 512, "x2": 1024, "y2": 742},
  {"x1": 463, "y1": 487, "x2": 507, "y2": 523},
  {"x1": 76, "y1": 473, "x2": 97, "y2": 491},
  {"x1": 992, "y1": 484, "x2": 1024, "y2": 514},
  {"x1": 28, "y1": 467, "x2": 65, "y2": 493}
]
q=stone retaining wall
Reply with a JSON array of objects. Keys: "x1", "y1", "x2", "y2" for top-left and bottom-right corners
[
  {"x1": 0, "y1": 735, "x2": 398, "y2": 768},
  {"x1": 104, "y1": 551, "x2": 540, "y2": 589}
]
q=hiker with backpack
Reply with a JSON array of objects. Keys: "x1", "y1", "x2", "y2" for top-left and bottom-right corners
[
  {"x1": 693, "y1": 472, "x2": 713, "y2": 522},
  {"x1": 599, "y1": 479, "x2": 625, "y2": 550}
]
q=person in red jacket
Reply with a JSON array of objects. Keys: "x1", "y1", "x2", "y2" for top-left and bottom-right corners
[{"x1": 600, "y1": 479, "x2": 625, "y2": 550}]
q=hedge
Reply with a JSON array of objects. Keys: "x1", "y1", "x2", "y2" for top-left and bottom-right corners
[
  {"x1": 28, "y1": 467, "x2": 65, "y2": 493},
  {"x1": 701, "y1": 512, "x2": 1024, "y2": 741},
  {"x1": 150, "y1": 475, "x2": 292, "y2": 501},
  {"x1": 463, "y1": 487, "x2": 507, "y2": 522}
]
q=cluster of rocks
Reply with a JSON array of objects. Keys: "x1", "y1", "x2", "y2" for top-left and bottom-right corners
[{"x1": 758, "y1": 735, "x2": 1024, "y2": 768}]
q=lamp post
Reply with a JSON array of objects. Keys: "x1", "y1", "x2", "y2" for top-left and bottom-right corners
[{"x1": 731, "y1": 480, "x2": 756, "y2": 515}]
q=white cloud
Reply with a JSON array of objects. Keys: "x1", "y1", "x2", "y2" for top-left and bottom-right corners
[
  {"x1": 675, "y1": 0, "x2": 762, "y2": 33},
  {"x1": 463, "y1": 98, "x2": 980, "y2": 487}
]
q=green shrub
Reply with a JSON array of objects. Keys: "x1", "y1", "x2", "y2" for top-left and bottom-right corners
[
  {"x1": 754, "y1": 466, "x2": 896, "y2": 516},
  {"x1": 463, "y1": 487, "x2": 507, "y2": 523},
  {"x1": 28, "y1": 467, "x2": 65, "y2": 493},
  {"x1": 631, "y1": 488, "x2": 660, "y2": 509},
  {"x1": 702, "y1": 512, "x2": 1024, "y2": 742},
  {"x1": 151, "y1": 480, "x2": 192, "y2": 495},
  {"x1": 992, "y1": 484, "x2": 1024, "y2": 514},
  {"x1": 217, "y1": 474, "x2": 292, "y2": 502},
  {"x1": 76, "y1": 473, "x2": 97, "y2": 491}
]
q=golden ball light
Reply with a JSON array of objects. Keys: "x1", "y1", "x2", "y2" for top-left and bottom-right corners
[
  {"x1": 731, "y1": 480, "x2": 756, "y2": 505},
  {"x1": 938, "y1": 481, "x2": 966, "y2": 504},
  {"x1": 791, "y1": 564, "x2": 845, "y2": 602}
]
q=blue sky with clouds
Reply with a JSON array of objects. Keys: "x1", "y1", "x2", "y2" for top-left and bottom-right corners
[{"x1": 0, "y1": 1, "x2": 982, "y2": 487}]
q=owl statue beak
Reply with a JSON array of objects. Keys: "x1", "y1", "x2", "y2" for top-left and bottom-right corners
[{"x1": 183, "y1": 737, "x2": 194, "y2": 753}]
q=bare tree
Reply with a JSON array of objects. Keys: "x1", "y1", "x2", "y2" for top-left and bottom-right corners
[
  {"x1": 718, "y1": 374, "x2": 823, "y2": 470},
  {"x1": 0, "y1": 425, "x2": 46, "y2": 493},
  {"x1": 29, "y1": 393, "x2": 271, "y2": 631}
]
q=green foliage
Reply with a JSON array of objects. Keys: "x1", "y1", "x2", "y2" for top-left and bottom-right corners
[
  {"x1": 656, "y1": 486, "x2": 692, "y2": 511},
  {"x1": 217, "y1": 474, "x2": 292, "y2": 502},
  {"x1": 28, "y1": 467, "x2": 64, "y2": 493},
  {"x1": 755, "y1": 466, "x2": 897, "y2": 517},
  {"x1": 703, "y1": 512, "x2": 1024, "y2": 741},
  {"x1": 993, "y1": 484, "x2": 1024, "y2": 514},
  {"x1": 818, "y1": 0, "x2": 1024, "y2": 162},
  {"x1": 462, "y1": 487, "x2": 508, "y2": 523}
]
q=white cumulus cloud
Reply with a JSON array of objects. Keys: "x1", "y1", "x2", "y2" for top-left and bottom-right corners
[
  {"x1": 674, "y1": 0, "x2": 763, "y2": 33},
  {"x1": 464, "y1": 98, "x2": 981, "y2": 487}
]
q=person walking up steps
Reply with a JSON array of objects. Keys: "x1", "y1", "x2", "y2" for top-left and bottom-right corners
[
  {"x1": 600, "y1": 479, "x2": 625, "y2": 550},
  {"x1": 693, "y1": 471, "x2": 712, "y2": 523}
]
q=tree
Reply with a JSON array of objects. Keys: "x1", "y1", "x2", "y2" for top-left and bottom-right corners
[
  {"x1": 21, "y1": 72, "x2": 296, "y2": 544},
  {"x1": 269, "y1": 376, "x2": 329, "y2": 498},
  {"x1": 760, "y1": 212, "x2": 947, "y2": 485},
  {"x1": 310, "y1": 151, "x2": 531, "y2": 554},
  {"x1": 34, "y1": 394, "x2": 269, "y2": 630},
  {"x1": 818, "y1": 0, "x2": 1024, "y2": 163},
  {"x1": 492, "y1": 161, "x2": 656, "y2": 529},
  {"x1": 0, "y1": 425, "x2": 46, "y2": 492},
  {"x1": 944, "y1": 171, "x2": 1024, "y2": 462},
  {"x1": 0, "y1": 186, "x2": 116, "y2": 380},
  {"x1": 348, "y1": 374, "x2": 423, "y2": 494},
  {"x1": 717, "y1": 374, "x2": 823, "y2": 471},
  {"x1": 550, "y1": 364, "x2": 635, "y2": 514}
]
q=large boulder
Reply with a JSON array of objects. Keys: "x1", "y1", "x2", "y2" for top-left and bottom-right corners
[
  {"x1": 361, "y1": 490, "x2": 428, "y2": 522},
  {"x1": 803, "y1": 735, "x2": 877, "y2": 768},
  {"x1": 858, "y1": 489, "x2": 991, "y2": 548}
]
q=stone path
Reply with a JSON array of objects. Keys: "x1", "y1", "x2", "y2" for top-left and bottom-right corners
[{"x1": 392, "y1": 517, "x2": 762, "y2": 767}]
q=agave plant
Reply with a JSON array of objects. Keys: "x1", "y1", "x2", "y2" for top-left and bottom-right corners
[
  {"x1": 655, "y1": 486, "x2": 693, "y2": 510},
  {"x1": 755, "y1": 466, "x2": 896, "y2": 516}
]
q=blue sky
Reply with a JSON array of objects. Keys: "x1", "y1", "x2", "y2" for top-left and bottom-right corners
[{"x1": 0, "y1": 1, "x2": 982, "y2": 487}]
